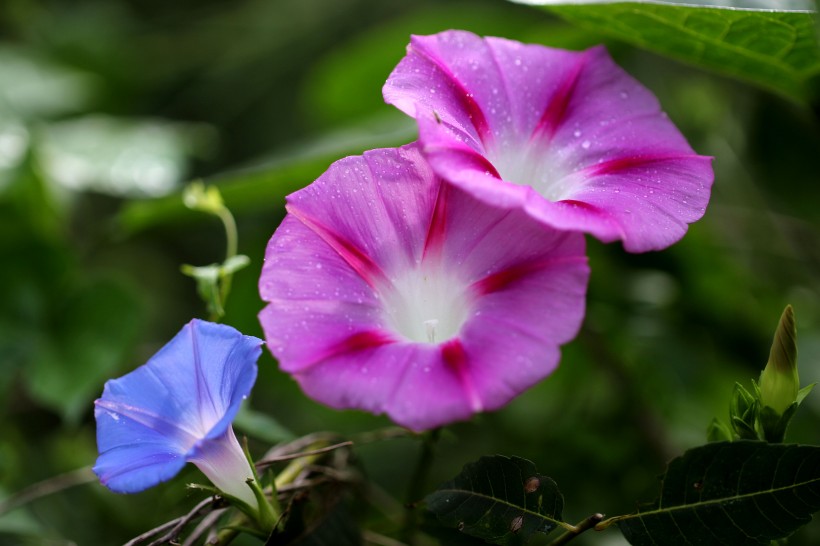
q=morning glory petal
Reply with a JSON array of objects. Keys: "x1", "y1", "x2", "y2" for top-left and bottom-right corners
[
  {"x1": 259, "y1": 144, "x2": 589, "y2": 431},
  {"x1": 384, "y1": 31, "x2": 714, "y2": 252},
  {"x1": 94, "y1": 319, "x2": 262, "y2": 500}
]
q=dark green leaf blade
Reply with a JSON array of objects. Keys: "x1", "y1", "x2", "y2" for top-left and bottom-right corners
[
  {"x1": 425, "y1": 455, "x2": 565, "y2": 546},
  {"x1": 614, "y1": 441, "x2": 820, "y2": 545},
  {"x1": 512, "y1": 1, "x2": 820, "y2": 103}
]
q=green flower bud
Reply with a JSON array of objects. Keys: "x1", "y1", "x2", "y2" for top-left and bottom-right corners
[
  {"x1": 183, "y1": 180, "x2": 224, "y2": 215},
  {"x1": 759, "y1": 305, "x2": 799, "y2": 415}
]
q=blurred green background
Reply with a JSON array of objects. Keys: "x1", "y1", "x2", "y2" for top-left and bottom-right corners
[{"x1": 1, "y1": 0, "x2": 819, "y2": 544}]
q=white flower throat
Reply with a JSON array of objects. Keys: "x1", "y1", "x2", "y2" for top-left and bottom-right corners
[
  {"x1": 382, "y1": 262, "x2": 473, "y2": 344},
  {"x1": 490, "y1": 140, "x2": 572, "y2": 202}
]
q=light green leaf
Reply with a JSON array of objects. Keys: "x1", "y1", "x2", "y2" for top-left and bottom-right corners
[
  {"x1": 117, "y1": 115, "x2": 415, "y2": 235},
  {"x1": 512, "y1": 0, "x2": 820, "y2": 103},
  {"x1": 797, "y1": 382, "x2": 816, "y2": 403},
  {"x1": 37, "y1": 115, "x2": 214, "y2": 198},
  {"x1": 233, "y1": 405, "x2": 295, "y2": 444},
  {"x1": 0, "y1": 46, "x2": 96, "y2": 119}
]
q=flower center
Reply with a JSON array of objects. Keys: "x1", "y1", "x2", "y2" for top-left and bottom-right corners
[
  {"x1": 381, "y1": 263, "x2": 473, "y2": 344},
  {"x1": 489, "y1": 140, "x2": 572, "y2": 202}
]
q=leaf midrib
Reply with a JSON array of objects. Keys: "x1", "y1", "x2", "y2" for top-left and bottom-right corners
[
  {"x1": 433, "y1": 487, "x2": 571, "y2": 530},
  {"x1": 609, "y1": 474, "x2": 820, "y2": 524}
]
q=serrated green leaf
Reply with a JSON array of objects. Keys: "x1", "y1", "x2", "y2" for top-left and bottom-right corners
[
  {"x1": 511, "y1": 1, "x2": 820, "y2": 103},
  {"x1": 612, "y1": 441, "x2": 820, "y2": 545},
  {"x1": 425, "y1": 455, "x2": 566, "y2": 546}
]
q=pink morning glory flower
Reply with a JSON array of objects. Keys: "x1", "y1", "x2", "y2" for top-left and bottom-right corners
[
  {"x1": 258, "y1": 144, "x2": 589, "y2": 431},
  {"x1": 94, "y1": 319, "x2": 262, "y2": 510},
  {"x1": 383, "y1": 30, "x2": 714, "y2": 253}
]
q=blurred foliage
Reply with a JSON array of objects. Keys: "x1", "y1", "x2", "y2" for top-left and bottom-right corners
[
  {"x1": 517, "y1": 0, "x2": 820, "y2": 104},
  {"x1": 0, "y1": 0, "x2": 819, "y2": 545}
]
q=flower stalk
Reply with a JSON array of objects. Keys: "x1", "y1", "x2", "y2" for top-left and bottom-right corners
[{"x1": 182, "y1": 181, "x2": 249, "y2": 321}]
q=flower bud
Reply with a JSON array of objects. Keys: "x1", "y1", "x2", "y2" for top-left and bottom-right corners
[
  {"x1": 183, "y1": 180, "x2": 224, "y2": 214},
  {"x1": 759, "y1": 305, "x2": 799, "y2": 415}
]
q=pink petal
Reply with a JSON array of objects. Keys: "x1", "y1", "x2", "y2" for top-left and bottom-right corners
[
  {"x1": 384, "y1": 31, "x2": 714, "y2": 253},
  {"x1": 284, "y1": 149, "x2": 440, "y2": 282},
  {"x1": 463, "y1": 256, "x2": 589, "y2": 410},
  {"x1": 259, "y1": 144, "x2": 589, "y2": 430},
  {"x1": 295, "y1": 342, "x2": 477, "y2": 431},
  {"x1": 258, "y1": 215, "x2": 392, "y2": 373}
]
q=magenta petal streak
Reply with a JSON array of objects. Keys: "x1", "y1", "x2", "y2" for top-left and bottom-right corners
[
  {"x1": 259, "y1": 144, "x2": 589, "y2": 431},
  {"x1": 384, "y1": 31, "x2": 715, "y2": 253}
]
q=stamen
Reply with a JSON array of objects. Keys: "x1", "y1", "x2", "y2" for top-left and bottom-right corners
[
  {"x1": 381, "y1": 265, "x2": 473, "y2": 345},
  {"x1": 424, "y1": 319, "x2": 439, "y2": 343}
]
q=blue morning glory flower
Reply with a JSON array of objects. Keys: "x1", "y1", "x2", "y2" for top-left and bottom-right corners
[{"x1": 93, "y1": 319, "x2": 262, "y2": 509}]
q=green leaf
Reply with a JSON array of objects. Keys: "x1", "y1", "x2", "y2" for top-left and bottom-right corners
[
  {"x1": 611, "y1": 441, "x2": 820, "y2": 545},
  {"x1": 730, "y1": 382, "x2": 759, "y2": 440},
  {"x1": 181, "y1": 254, "x2": 250, "y2": 319},
  {"x1": 757, "y1": 403, "x2": 796, "y2": 443},
  {"x1": 272, "y1": 484, "x2": 361, "y2": 546},
  {"x1": 37, "y1": 115, "x2": 211, "y2": 198},
  {"x1": 234, "y1": 405, "x2": 296, "y2": 444},
  {"x1": 425, "y1": 455, "x2": 566, "y2": 546},
  {"x1": 706, "y1": 418, "x2": 734, "y2": 442},
  {"x1": 797, "y1": 382, "x2": 816, "y2": 404},
  {"x1": 0, "y1": 46, "x2": 96, "y2": 120},
  {"x1": 116, "y1": 115, "x2": 415, "y2": 235},
  {"x1": 21, "y1": 279, "x2": 143, "y2": 424},
  {"x1": 512, "y1": 1, "x2": 820, "y2": 103}
]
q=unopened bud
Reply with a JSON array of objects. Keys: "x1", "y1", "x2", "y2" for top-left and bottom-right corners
[
  {"x1": 759, "y1": 305, "x2": 799, "y2": 414},
  {"x1": 183, "y1": 181, "x2": 224, "y2": 215}
]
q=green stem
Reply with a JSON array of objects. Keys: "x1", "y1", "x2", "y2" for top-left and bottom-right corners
[
  {"x1": 548, "y1": 513, "x2": 604, "y2": 546},
  {"x1": 216, "y1": 206, "x2": 238, "y2": 311},
  {"x1": 213, "y1": 523, "x2": 241, "y2": 545},
  {"x1": 0, "y1": 467, "x2": 95, "y2": 515},
  {"x1": 400, "y1": 428, "x2": 441, "y2": 545}
]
